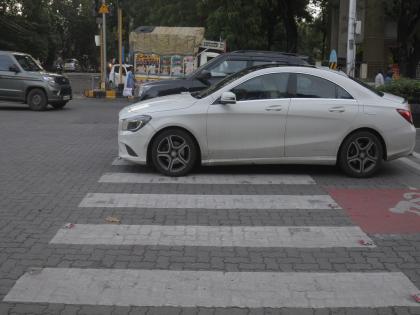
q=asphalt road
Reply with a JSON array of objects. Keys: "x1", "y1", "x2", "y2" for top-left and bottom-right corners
[{"x1": 0, "y1": 98, "x2": 419, "y2": 314}]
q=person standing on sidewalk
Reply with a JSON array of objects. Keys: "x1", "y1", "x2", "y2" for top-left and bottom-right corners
[{"x1": 375, "y1": 71, "x2": 384, "y2": 88}]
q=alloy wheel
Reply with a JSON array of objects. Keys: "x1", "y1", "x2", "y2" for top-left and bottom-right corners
[
  {"x1": 156, "y1": 135, "x2": 191, "y2": 173},
  {"x1": 346, "y1": 137, "x2": 379, "y2": 174}
]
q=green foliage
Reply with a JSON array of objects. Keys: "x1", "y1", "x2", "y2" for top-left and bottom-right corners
[{"x1": 378, "y1": 78, "x2": 420, "y2": 103}]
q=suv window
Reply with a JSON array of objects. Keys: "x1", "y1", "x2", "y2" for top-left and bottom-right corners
[
  {"x1": 0, "y1": 55, "x2": 14, "y2": 71},
  {"x1": 252, "y1": 60, "x2": 282, "y2": 67},
  {"x1": 231, "y1": 73, "x2": 290, "y2": 101},
  {"x1": 295, "y1": 74, "x2": 353, "y2": 99},
  {"x1": 210, "y1": 60, "x2": 248, "y2": 78},
  {"x1": 14, "y1": 54, "x2": 43, "y2": 72}
]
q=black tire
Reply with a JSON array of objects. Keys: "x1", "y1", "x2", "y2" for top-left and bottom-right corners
[
  {"x1": 27, "y1": 89, "x2": 48, "y2": 111},
  {"x1": 338, "y1": 131, "x2": 383, "y2": 178},
  {"x1": 150, "y1": 129, "x2": 198, "y2": 177},
  {"x1": 51, "y1": 101, "x2": 68, "y2": 109}
]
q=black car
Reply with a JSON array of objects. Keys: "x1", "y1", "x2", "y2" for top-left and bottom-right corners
[{"x1": 137, "y1": 50, "x2": 308, "y2": 101}]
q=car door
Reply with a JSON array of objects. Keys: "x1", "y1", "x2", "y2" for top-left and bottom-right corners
[
  {"x1": 285, "y1": 73, "x2": 359, "y2": 158},
  {"x1": 207, "y1": 72, "x2": 291, "y2": 161},
  {"x1": 0, "y1": 54, "x2": 24, "y2": 100}
]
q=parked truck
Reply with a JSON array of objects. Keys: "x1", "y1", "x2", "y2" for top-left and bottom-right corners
[{"x1": 129, "y1": 26, "x2": 225, "y2": 83}]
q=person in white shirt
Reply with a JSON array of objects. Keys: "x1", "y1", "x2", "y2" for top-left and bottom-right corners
[{"x1": 375, "y1": 71, "x2": 385, "y2": 88}]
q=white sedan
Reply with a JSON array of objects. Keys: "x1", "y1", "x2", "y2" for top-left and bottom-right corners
[{"x1": 118, "y1": 65, "x2": 416, "y2": 177}]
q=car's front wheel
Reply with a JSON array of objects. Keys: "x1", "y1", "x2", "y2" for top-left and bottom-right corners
[
  {"x1": 150, "y1": 129, "x2": 198, "y2": 177},
  {"x1": 339, "y1": 131, "x2": 383, "y2": 178},
  {"x1": 27, "y1": 89, "x2": 48, "y2": 111}
]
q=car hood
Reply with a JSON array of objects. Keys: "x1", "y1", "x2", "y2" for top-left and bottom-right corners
[
  {"x1": 119, "y1": 93, "x2": 197, "y2": 119},
  {"x1": 381, "y1": 92, "x2": 406, "y2": 105}
]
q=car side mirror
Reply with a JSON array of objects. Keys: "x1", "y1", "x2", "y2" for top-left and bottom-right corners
[
  {"x1": 220, "y1": 91, "x2": 236, "y2": 105},
  {"x1": 197, "y1": 70, "x2": 211, "y2": 83},
  {"x1": 9, "y1": 65, "x2": 20, "y2": 73}
]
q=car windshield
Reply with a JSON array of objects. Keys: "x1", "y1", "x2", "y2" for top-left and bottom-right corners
[
  {"x1": 349, "y1": 76, "x2": 384, "y2": 97},
  {"x1": 186, "y1": 55, "x2": 223, "y2": 80},
  {"x1": 65, "y1": 59, "x2": 75, "y2": 63},
  {"x1": 193, "y1": 64, "x2": 280, "y2": 99},
  {"x1": 14, "y1": 54, "x2": 43, "y2": 71}
]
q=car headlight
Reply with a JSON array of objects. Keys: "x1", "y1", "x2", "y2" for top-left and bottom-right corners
[
  {"x1": 42, "y1": 76, "x2": 56, "y2": 85},
  {"x1": 121, "y1": 115, "x2": 152, "y2": 132}
]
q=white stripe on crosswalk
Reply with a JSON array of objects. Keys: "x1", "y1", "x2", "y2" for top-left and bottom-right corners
[
  {"x1": 99, "y1": 172, "x2": 316, "y2": 185},
  {"x1": 78, "y1": 193, "x2": 340, "y2": 210},
  {"x1": 4, "y1": 269, "x2": 418, "y2": 308},
  {"x1": 50, "y1": 224, "x2": 375, "y2": 248},
  {"x1": 112, "y1": 158, "x2": 134, "y2": 166}
]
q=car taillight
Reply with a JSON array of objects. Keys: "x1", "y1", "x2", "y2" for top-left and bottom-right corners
[{"x1": 397, "y1": 108, "x2": 413, "y2": 124}]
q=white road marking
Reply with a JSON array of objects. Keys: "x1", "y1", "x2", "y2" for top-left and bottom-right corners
[
  {"x1": 399, "y1": 157, "x2": 420, "y2": 171},
  {"x1": 78, "y1": 193, "x2": 341, "y2": 210},
  {"x1": 112, "y1": 158, "x2": 134, "y2": 166},
  {"x1": 4, "y1": 269, "x2": 418, "y2": 308},
  {"x1": 99, "y1": 172, "x2": 316, "y2": 185},
  {"x1": 50, "y1": 224, "x2": 375, "y2": 248}
]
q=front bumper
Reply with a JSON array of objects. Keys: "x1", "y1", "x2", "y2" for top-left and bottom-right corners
[
  {"x1": 118, "y1": 121, "x2": 156, "y2": 165},
  {"x1": 47, "y1": 84, "x2": 73, "y2": 103}
]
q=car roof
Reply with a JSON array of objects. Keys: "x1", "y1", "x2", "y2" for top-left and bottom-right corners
[{"x1": 0, "y1": 51, "x2": 29, "y2": 55}]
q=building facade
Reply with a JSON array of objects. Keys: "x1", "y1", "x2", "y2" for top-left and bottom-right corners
[{"x1": 329, "y1": 0, "x2": 398, "y2": 79}]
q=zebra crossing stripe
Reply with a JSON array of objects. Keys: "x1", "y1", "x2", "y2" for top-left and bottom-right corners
[
  {"x1": 99, "y1": 172, "x2": 316, "y2": 185},
  {"x1": 50, "y1": 224, "x2": 375, "y2": 248},
  {"x1": 112, "y1": 158, "x2": 134, "y2": 166},
  {"x1": 78, "y1": 193, "x2": 340, "y2": 210},
  {"x1": 4, "y1": 269, "x2": 418, "y2": 307}
]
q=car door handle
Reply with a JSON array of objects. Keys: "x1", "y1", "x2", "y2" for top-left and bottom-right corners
[
  {"x1": 265, "y1": 105, "x2": 283, "y2": 112},
  {"x1": 329, "y1": 106, "x2": 345, "y2": 113}
]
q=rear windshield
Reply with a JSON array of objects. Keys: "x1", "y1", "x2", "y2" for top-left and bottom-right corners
[
  {"x1": 14, "y1": 54, "x2": 43, "y2": 72},
  {"x1": 66, "y1": 59, "x2": 75, "y2": 63},
  {"x1": 349, "y1": 76, "x2": 384, "y2": 97}
]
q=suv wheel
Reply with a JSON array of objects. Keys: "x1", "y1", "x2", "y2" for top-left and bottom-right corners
[
  {"x1": 51, "y1": 101, "x2": 68, "y2": 109},
  {"x1": 150, "y1": 129, "x2": 198, "y2": 177},
  {"x1": 27, "y1": 89, "x2": 47, "y2": 111},
  {"x1": 339, "y1": 131, "x2": 383, "y2": 178}
]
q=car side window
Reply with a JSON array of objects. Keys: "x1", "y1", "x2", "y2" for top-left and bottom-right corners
[
  {"x1": 0, "y1": 55, "x2": 14, "y2": 71},
  {"x1": 210, "y1": 60, "x2": 248, "y2": 78},
  {"x1": 295, "y1": 74, "x2": 353, "y2": 99},
  {"x1": 231, "y1": 73, "x2": 290, "y2": 101}
]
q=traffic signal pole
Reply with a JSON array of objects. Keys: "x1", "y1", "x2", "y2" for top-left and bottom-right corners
[
  {"x1": 102, "y1": 0, "x2": 107, "y2": 90},
  {"x1": 118, "y1": 6, "x2": 123, "y2": 86}
]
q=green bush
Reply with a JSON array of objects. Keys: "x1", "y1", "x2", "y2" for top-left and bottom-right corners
[{"x1": 377, "y1": 78, "x2": 420, "y2": 103}]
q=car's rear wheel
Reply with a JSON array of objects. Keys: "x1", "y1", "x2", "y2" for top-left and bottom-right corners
[
  {"x1": 27, "y1": 89, "x2": 47, "y2": 111},
  {"x1": 151, "y1": 129, "x2": 198, "y2": 177},
  {"x1": 51, "y1": 101, "x2": 68, "y2": 109},
  {"x1": 339, "y1": 131, "x2": 383, "y2": 178}
]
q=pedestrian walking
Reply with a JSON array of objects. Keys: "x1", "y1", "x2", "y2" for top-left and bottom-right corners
[
  {"x1": 375, "y1": 71, "x2": 384, "y2": 88},
  {"x1": 123, "y1": 66, "x2": 136, "y2": 97},
  {"x1": 385, "y1": 66, "x2": 394, "y2": 85}
]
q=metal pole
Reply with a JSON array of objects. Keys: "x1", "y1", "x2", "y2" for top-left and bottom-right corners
[
  {"x1": 102, "y1": 0, "x2": 107, "y2": 90},
  {"x1": 346, "y1": 0, "x2": 357, "y2": 77},
  {"x1": 100, "y1": 24, "x2": 104, "y2": 89},
  {"x1": 118, "y1": 6, "x2": 123, "y2": 87}
]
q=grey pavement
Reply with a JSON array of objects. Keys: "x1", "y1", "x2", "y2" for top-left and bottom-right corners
[{"x1": 0, "y1": 98, "x2": 419, "y2": 314}]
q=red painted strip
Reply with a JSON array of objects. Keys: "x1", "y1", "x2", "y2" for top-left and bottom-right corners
[{"x1": 327, "y1": 189, "x2": 420, "y2": 234}]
